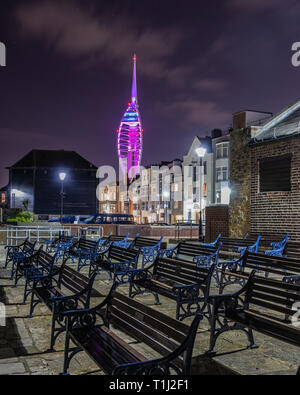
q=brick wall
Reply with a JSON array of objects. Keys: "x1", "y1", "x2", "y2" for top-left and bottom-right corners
[
  {"x1": 229, "y1": 127, "x2": 252, "y2": 237},
  {"x1": 251, "y1": 136, "x2": 300, "y2": 241},
  {"x1": 205, "y1": 205, "x2": 229, "y2": 243}
]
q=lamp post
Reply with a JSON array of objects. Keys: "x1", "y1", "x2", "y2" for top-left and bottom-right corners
[
  {"x1": 196, "y1": 148, "x2": 207, "y2": 241},
  {"x1": 59, "y1": 172, "x2": 67, "y2": 223}
]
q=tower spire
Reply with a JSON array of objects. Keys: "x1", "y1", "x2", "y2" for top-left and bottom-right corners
[{"x1": 131, "y1": 54, "x2": 137, "y2": 104}]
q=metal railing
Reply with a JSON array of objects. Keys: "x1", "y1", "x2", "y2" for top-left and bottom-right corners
[{"x1": 0, "y1": 225, "x2": 104, "y2": 246}]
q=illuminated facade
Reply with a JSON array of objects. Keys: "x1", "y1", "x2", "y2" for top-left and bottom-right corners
[{"x1": 117, "y1": 55, "x2": 143, "y2": 179}]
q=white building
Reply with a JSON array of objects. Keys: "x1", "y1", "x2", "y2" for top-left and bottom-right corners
[{"x1": 183, "y1": 136, "x2": 214, "y2": 223}]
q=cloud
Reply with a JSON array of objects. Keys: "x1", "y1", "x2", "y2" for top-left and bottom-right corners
[
  {"x1": 163, "y1": 99, "x2": 230, "y2": 128},
  {"x1": 227, "y1": 0, "x2": 283, "y2": 11},
  {"x1": 193, "y1": 78, "x2": 227, "y2": 93},
  {"x1": 15, "y1": 1, "x2": 186, "y2": 85},
  {"x1": 0, "y1": 128, "x2": 51, "y2": 144}
]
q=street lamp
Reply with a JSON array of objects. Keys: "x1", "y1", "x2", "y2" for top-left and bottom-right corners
[
  {"x1": 196, "y1": 148, "x2": 207, "y2": 241},
  {"x1": 59, "y1": 172, "x2": 67, "y2": 223}
]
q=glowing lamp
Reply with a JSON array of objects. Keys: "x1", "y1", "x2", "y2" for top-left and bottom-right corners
[
  {"x1": 196, "y1": 148, "x2": 207, "y2": 158},
  {"x1": 59, "y1": 172, "x2": 67, "y2": 181}
]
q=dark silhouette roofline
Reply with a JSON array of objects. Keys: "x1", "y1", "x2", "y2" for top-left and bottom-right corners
[{"x1": 8, "y1": 149, "x2": 97, "y2": 170}]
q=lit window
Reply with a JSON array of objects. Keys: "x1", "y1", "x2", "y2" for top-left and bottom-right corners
[{"x1": 216, "y1": 142, "x2": 229, "y2": 159}]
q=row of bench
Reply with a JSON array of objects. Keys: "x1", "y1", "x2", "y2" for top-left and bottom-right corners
[{"x1": 3, "y1": 235, "x2": 300, "y2": 375}]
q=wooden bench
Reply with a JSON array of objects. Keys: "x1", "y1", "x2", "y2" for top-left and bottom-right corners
[
  {"x1": 100, "y1": 234, "x2": 131, "y2": 248},
  {"x1": 130, "y1": 236, "x2": 163, "y2": 268},
  {"x1": 129, "y1": 256, "x2": 215, "y2": 321},
  {"x1": 67, "y1": 237, "x2": 100, "y2": 272},
  {"x1": 89, "y1": 245, "x2": 140, "y2": 284},
  {"x1": 62, "y1": 287, "x2": 201, "y2": 375},
  {"x1": 207, "y1": 271, "x2": 300, "y2": 355},
  {"x1": 29, "y1": 260, "x2": 99, "y2": 351},
  {"x1": 5, "y1": 239, "x2": 37, "y2": 280},
  {"x1": 219, "y1": 235, "x2": 259, "y2": 254},
  {"x1": 161, "y1": 240, "x2": 219, "y2": 262},
  {"x1": 44, "y1": 234, "x2": 74, "y2": 253},
  {"x1": 14, "y1": 247, "x2": 58, "y2": 304},
  {"x1": 219, "y1": 250, "x2": 300, "y2": 293},
  {"x1": 283, "y1": 241, "x2": 300, "y2": 260}
]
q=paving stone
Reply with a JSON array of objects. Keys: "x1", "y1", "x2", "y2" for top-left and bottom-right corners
[{"x1": 0, "y1": 362, "x2": 26, "y2": 374}]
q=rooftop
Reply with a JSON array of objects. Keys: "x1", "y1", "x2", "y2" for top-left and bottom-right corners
[{"x1": 8, "y1": 150, "x2": 97, "y2": 170}]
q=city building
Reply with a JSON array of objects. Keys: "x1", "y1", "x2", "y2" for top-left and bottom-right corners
[
  {"x1": 229, "y1": 109, "x2": 277, "y2": 237},
  {"x1": 120, "y1": 159, "x2": 183, "y2": 224},
  {"x1": 211, "y1": 129, "x2": 231, "y2": 205},
  {"x1": 183, "y1": 136, "x2": 213, "y2": 223},
  {"x1": 98, "y1": 181, "x2": 121, "y2": 214},
  {"x1": 6, "y1": 149, "x2": 98, "y2": 216},
  {"x1": 249, "y1": 100, "x2": 300, "y2": 240},
  {"x1": 118, "y1": 55, "x2": 143, "y2": 180}
]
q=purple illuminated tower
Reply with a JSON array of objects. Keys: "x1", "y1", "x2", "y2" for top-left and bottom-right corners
[{"x1": 117, "y1": 55, "x2": 143, "y2": 179}]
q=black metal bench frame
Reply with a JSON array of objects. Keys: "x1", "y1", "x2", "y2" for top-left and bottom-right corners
[
  {"x1": 5, "y1": 239, "x2": 37, "y2": 280},
  {"x1": 89, "y1": 245, "x2": 140, "y2": 284},
  {"x1": 219, "y1": 250, "x2": 300, "y2": 293},
  {"x1": 207, "y1": 271, "x2": 300, "y2": 355},
  {"x1": 14, "y1": 246, "x2": 58, "y2": 304},
  {"x1": 61, "y1": 285, "x2": 202, "y2": 375},
  {"x1": 67, "y1": 237, "x2": 100, "y2": 272},
  {"x1": 29, "y1": 259, "x2": 97, "y2": 351},
  {"x1": 129, "y1": 236, "x2": 163, "y2": 268},
  {"x1": 129, "y1": 256, "x2": 215, "y2": 321}
]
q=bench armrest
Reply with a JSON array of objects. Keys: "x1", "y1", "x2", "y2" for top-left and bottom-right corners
[
  {"x1": 113, "y1": 314, "x2": 202, "y2": 375},
  {"x1": 63, "y1": 283, "x2": 118, "y2": 322},
  {"x1": 208, "y1": 271, "x2": 255, "y2": 311}
]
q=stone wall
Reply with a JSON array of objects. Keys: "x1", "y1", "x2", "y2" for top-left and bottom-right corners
[
  {"x1": 229, "y1": 127, "x2": 252, "y2": 238},
  {"x1": 251, "y1": 136, "x2": 300, "y2": 241}
]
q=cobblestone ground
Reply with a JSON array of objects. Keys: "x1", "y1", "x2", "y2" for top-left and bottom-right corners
[{"x1": 0, "y1": 246, "x2": 299, "y2": 375}]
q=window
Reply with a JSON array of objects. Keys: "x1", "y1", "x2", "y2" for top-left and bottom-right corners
[
  {"x1": 216, "y1": 167, "x2": 228, "y2": 181},
  {"x1": 259, "y1": 155, "x2": 291, "y2": 192},
  {"x1": 1, "y1": 193, "x2": 5, "y2": 203},
  {"x1": 222, "y1": 167, "x2": 228, "y2": 181},
  {"x1": 193, "y1": 167, "x2": 197, "y2": 182},
  {"x1": 203, "y1": 183, "x2": 207, "y2": 197},
  {"x1": 216, "y1": 190, "x2": 221, "y2": 204},
  {"x1": 203, "y1": 161, "x2": 207, "y2": 175},
  {"x1": 216, "y1": 142, "x2": 229, "y2": 159}
]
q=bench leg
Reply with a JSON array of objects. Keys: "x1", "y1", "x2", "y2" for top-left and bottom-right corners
[
  {"x1": 246, "y1": 328, "x2": 259, "y2": 350},
  {"x1": 49, "y1": 308, "x2": 57, "y2": 352},
  {"x1": 61, "y1": 333, "x2": 81, "y2": 375},
  {"x1": 23, "y1": 279, "x2": 29, "y2": 305},
  {"x1": 28, "y1": 290, "x2": 40, "y2": 318},
  {"x1": 10, "y1": 261, "x2": 16, "y2": 281},
  {"x1": 4, "y1": 253, "x2": 11, "y2": 269}
]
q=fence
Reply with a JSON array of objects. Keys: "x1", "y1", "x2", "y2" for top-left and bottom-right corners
[{"x1": 0, "y1": 225, "x2": 104, "y2": 246}]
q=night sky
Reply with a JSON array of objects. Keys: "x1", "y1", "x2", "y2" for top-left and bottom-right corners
[{"x1": 0, "y1": 0, "x2": 300, "y2": 187}]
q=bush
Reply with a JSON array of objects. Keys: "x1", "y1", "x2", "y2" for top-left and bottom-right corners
[{"x1": 6, "y1": 210, "x2": 33, "y2": 223}]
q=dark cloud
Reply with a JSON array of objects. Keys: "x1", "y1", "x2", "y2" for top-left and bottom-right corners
[{"x1": 16, "y1": 1, "x2": 187, "y2": 84}]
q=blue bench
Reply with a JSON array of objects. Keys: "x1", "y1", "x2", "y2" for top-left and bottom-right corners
[{"x1": 5, "y1": 239, "x2": 37, "y2": 280}]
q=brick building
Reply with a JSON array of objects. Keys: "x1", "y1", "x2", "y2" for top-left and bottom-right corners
[
  {"x1": 249, "y1": 101, "x2": 300, "y2": 240},
  {"x1": 229, "y1": 100, "x2": 300, "y2": 241}
]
